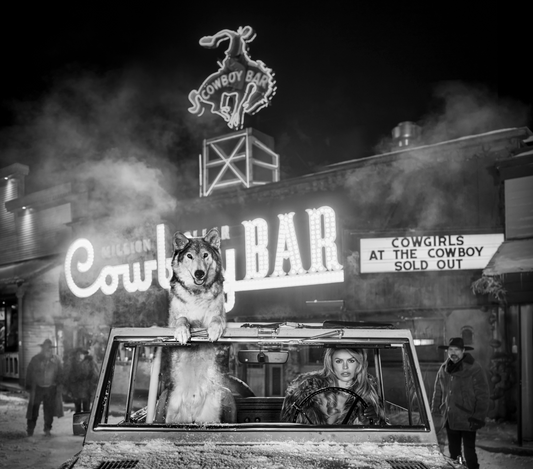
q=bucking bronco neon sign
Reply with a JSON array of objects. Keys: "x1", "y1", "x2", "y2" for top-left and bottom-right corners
[{"x1": 188, "y1": 26, "x2": 276, "y2": 130}]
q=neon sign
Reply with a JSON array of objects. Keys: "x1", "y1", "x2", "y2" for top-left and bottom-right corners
[
  {"x1": 188, "y1": 26, "x2": 276, "y2": 130},
  {"x1": 101, "y1": 238, "x2": 152, "y2": 259},
  {"x1": 64, "y1": 206, "x2": 344, "y2": 312}
]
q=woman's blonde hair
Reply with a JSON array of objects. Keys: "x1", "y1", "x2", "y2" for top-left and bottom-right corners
[{"x1": 320, "y1": 348, "x2": 384, "y2": 419}]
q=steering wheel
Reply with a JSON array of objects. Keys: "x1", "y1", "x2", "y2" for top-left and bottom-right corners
[{"x1": 290, "y1": 386, "x2": 368, "y2": 425}]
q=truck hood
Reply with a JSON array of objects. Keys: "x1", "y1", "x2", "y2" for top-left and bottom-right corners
[{"x1": 67, "y1": 440, "x2": 460, "y2": 469}]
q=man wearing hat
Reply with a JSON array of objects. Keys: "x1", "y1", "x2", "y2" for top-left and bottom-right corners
[
  {"x1": 25, "y1": 338, "x2": 64, "y2": 437},
  {"x1": 431, "y1": 337, "x2": 489, "y2": 469},
  {"x1": 66, "y1": 348, "x2": 100, "y2": 413}
]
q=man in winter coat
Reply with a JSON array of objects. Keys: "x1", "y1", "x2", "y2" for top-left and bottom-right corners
[
  {"x1": 69, "y1": 349, "x2": 100, "y2": 413},
  {"x1": 431, "y1": 337, "x2": 489, "y2": 469},
  {"x1": 25, "y1": 338, "x2": 64, "y2": 437}
]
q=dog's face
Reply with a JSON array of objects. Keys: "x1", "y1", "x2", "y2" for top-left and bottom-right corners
[{"x1": 171, "y1": 229, "x2": 223, "y2": 290}]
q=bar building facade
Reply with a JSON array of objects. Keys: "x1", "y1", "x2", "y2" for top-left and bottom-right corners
[{"x1": 1, "y1": 125, "x2": 532, "y2": 436}]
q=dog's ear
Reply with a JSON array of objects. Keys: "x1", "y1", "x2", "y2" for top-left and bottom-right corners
[
  {"x1": 204, "y1": 228, "x2": 221, "y2": 250},
  {"x1": 173, "y1": 232, "x2": 190, "y2": 252}
]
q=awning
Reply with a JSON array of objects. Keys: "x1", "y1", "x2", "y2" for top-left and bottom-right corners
[
  {"x1": 483, "y1": 239, "x2": 533, "y2": 276},
  {"x1": 0, "y1": 256, "x2": 62, "y2": 286}
]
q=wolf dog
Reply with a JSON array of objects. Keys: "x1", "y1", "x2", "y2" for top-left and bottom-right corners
[
  {"x1": 166, "y1": 229, "x2": 234, "y2": 424},
  {"x1": 168, "y1": 228, "x2": 226, "y2": 344}
]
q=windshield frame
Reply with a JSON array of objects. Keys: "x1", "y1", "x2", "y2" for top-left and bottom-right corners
[{"x1": 87, "y1": 325, "x2": 437, "y2": 445}]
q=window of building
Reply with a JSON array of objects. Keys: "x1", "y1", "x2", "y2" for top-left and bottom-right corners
[
  {"x1": 461, "y1": 326, "x2": 474, "y2": 348},
  {"x1": 0, "y1": 297, "x2": 18, "y2": 354}
]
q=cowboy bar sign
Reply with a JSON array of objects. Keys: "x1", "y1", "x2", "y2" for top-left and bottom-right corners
[
  {"x1": 64, "y1": 206, "x2": 343, "y2": 312},
  {"x1": 188, "y1": 26, "x2": 276, "y2": 130},
  {"x1": 360, "y1": 234, "x2": 504, "y2": 273}
]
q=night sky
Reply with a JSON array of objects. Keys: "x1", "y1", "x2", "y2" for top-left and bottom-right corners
[{"x1": 0, "y1": 1, "x2": 529, "y2": 194}]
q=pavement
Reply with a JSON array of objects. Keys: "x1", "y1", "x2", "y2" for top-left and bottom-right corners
[
  {"x1": 2, "y1": 379, "x2": 533, "y2": 457},
  {"x1": 476, "y1": 420, "x2": 533, "y2": 457}
]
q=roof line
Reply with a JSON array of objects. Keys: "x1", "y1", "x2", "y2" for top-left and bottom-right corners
[{"x1": 323, "y1": 127, "x2": 531, "y2": 170}]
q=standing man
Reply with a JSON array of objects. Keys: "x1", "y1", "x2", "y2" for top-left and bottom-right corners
[
  {"x1": 431, "y1": 337, "x2": 489, "y2": 469},
  {"x1": 71, "y1": 349, "x2": 100, "y2": 413},
  {"x1": 25, "y1": 338, "x2": 64, "y2": 436}
]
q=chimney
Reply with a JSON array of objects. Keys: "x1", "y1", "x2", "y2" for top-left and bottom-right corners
[{"x1": 391, "y1": 121, "x2": 422, "y2": 150}]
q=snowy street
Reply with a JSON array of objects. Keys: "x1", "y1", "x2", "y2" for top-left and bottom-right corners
[{"x1": 0, "y1": 391, "x2": 82, "y2": 469}]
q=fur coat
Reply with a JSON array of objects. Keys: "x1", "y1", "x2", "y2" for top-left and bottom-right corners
[{"x1": 281, "y1": 371, "x2": 382, "y2": 425}]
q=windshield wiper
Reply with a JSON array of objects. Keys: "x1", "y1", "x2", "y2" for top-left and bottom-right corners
[
  {"x1": 301, "y1": 329, "x2": 345, "y2": 342},
  {"x1": 123, "y1": 329, "x2": 211, "y2": 347},
  {"x1": 240, "y1": 322, "x2": 284, "y2": 329}
]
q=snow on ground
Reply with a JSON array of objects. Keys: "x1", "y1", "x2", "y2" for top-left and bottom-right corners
[
  {"x1": 478, "y1": 452, "x2": 533, "y2": 469},
  {"x1": 0, "y1": 391, "x2": 83, "y2": 469},
  {"x1": 1, "y1": 390, "x2": 532, "y2": 469}
]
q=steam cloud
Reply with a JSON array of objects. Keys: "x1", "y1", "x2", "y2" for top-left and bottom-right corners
[
  {"x1": 344, "y1": 81, "x2": 530, "y2": 231},
  {"x1": 376, "y1": 81, "x2": 530, "y2": 152},
  {"x1": 419, "y1": 81, "x2": 530, "y2": 144},
  {"x1": 0, "y1": 65, "x2": 230, "y2": 331},
  {"x1": 0, "y1": 66, "x2": 225, "y2": 231},
  {"x1": 2, "y1": 77, "x2": 529, "y2": 235}
]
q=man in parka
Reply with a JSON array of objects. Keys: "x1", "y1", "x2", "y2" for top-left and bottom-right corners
[
  {"x1": 431, "y1": 337, "x2": 489, "y2": 469},
  {"x1": 25, "y1": 338, "x2": 64, "y2": 436},
  {"x1": 68, "y1": 348, "x2": 100, "y2": 413}
]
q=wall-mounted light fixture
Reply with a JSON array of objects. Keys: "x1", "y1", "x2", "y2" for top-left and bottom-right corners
[
  {"x1": 306, "y1": 299, "x2": 345, "y2": 309},
  {"x1": 413, "y1": 338, "x2": 435, "y2": 346}
]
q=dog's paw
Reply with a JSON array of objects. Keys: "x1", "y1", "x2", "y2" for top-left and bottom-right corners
[
  {"x1": 174, "y1": 324, "x2": 191, "y2": 344},
  {"x1": 207, "y1": 321, "x2": 224, "y2": 342}
]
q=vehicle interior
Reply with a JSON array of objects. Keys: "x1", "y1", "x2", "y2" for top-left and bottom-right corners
[{"x1": 92, "y1": 327, "x2": 431, "y2": 431}]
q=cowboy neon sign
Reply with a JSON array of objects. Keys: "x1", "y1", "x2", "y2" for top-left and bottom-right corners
[
  {"x1": 188, "y1": 26, "x2": 276, "y2": 130},
  {"x1": 64, "y1": 206, "x2": 344, "y2": 312}
]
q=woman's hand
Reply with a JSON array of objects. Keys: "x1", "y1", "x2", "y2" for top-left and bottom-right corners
[{"x1": 363, "y1": 405, "x2": 379, "y2": 425}]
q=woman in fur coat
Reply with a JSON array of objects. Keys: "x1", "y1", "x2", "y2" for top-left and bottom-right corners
[{"x1": 281, "y1": 348, "x2": 386, "y2": 425}]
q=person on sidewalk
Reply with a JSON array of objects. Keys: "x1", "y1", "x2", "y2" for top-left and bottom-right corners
[
  {"x1": 25, "y1": 338, "x2": 64, "y2": 437},
  {"x1": 68, "y1": 348, "x2": 100, "y2": 413},
  {"x1": 431, "y1": 337, "x2": 490, "y2": 469}
]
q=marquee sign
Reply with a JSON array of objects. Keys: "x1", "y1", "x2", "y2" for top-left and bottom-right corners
[
  {"x1": 360, "y1": 234, "x2": 504, "y2": 273},
  {"x1": 64, "y1": 206, "x2": 344, "y2": 312},
  {"x1": 188, "y1": 26, "x2": 276, "y2": 130}
]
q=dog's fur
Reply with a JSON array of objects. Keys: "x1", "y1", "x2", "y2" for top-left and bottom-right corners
[
  {"x1": 165, "y1": 343, "x2": 234, "y2": 423},
  {"x1": 166, "y1": 229, "x2": 232, "y2": 424},
  {"x1": 168, "y1": 229, "x2": 226, "y2": 344}
]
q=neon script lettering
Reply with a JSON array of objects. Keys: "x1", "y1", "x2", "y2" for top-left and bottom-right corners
[{"x1": 64, "y1": 206, "x2": 344, "y2": 309}]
